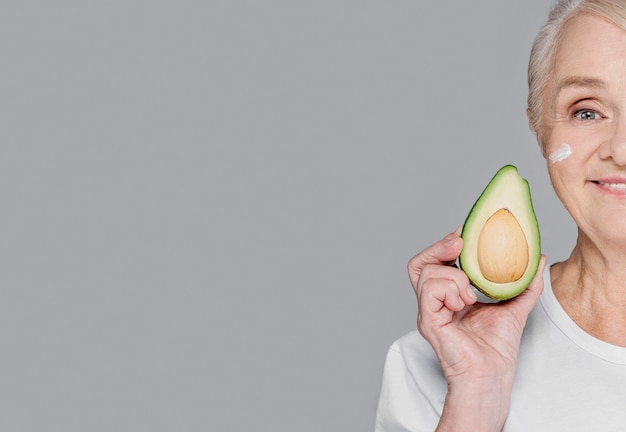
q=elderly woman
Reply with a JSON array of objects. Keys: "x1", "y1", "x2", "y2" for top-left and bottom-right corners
[{"x1": 375, "y1": 1, "x2": 626, "y2": 431}]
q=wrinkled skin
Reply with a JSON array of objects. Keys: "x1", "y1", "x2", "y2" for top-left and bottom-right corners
[{"x1": 408, "y1": 229, "x2": 546, "y2": 431}]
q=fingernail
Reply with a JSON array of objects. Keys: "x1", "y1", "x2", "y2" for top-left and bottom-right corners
[
  {"x1": 444, "y1": 229, "x2": 461, "y2": 246},
  {"x1": 443, "y1": 226, "x2": 462, "y2": 241}
]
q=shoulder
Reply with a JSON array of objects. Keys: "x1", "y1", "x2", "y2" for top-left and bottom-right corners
[
  {"x1": 385, "y1": 330, "x2": 440, "y2": 371},
  {"x1": 381, "y1": 330, "x2": 444, "y2": 392},
  {"x1": 375, "y1": 331, "x2": 446, "y2": 432}
]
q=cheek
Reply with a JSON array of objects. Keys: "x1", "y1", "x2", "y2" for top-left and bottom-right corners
[
  {"x1": 545, "y1": 128, "x2": 601, "y2": 173},
  {"x1": 547, "y1": 158, "x2": 567, "y2": 194},
  {"x1": 548, "y1": 143, "x2": 572, "y2": 163},
  {"x1": 546, "y1": 147, "x2": 583, "y2": 204},
  {"x1": 547, "y1": 119, "x2": 609, "y2": 159},
  {"x1": 548, "y1": 157, "x2": 572, "y2": 182}
]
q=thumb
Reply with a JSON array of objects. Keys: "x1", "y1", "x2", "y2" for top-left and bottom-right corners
[{"x1": 506, "y1": 254, "x2": 547, "y2": 319}]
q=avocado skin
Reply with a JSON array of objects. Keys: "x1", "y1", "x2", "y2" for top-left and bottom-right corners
[{"x1": 459, "y1": 165, "x2": 541, "y2": 301}]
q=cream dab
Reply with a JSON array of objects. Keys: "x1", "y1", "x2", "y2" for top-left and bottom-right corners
[{"x1": 549, "y1": 143, "x2": 572, "y2": 163}]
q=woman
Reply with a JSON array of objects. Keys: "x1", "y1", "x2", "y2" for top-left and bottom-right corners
[{"x1": 376, "y1": 1, "x2": 626, "y2": 431}]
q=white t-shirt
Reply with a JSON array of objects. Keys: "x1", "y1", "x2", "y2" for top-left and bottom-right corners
[{"x1": 375, "y1": 266, "x2": 626, "y2": 431}]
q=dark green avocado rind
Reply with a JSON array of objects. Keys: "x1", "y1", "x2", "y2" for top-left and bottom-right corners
[{"x1": 459, "y1": 165, "x2": 541, "y2": 301}]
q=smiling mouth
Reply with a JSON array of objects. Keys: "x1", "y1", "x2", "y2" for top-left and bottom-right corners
[{"x1": 593, "y1": 181, "x2": 626, "y2": 190}]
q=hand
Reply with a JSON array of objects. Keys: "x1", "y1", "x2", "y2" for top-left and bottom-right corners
[{"x1": 408, "y1": 229, "x2": 546, "y2": 431}]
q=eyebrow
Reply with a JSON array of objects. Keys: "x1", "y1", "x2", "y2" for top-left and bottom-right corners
[{"x1": 556, "y1": 76, "x2": 606, "y2": 94}]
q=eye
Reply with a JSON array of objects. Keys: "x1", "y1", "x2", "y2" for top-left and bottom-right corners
[{"x1": 573, "y1": 109, "x2": 601, "y2": 121}]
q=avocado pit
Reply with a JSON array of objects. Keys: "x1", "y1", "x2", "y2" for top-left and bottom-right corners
[{"x1": 477, "y1": 208, "x2": 529, "y2": 284}]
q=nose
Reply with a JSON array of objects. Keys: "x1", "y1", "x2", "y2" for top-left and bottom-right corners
[{"x1": 599, "y1": 116, "x2": 626, "y2": 166}]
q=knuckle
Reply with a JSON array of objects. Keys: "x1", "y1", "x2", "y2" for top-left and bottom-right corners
[
  {"x1": 407, "y1": 253, "x2": 423, "y2": 272},
  {"x1": 418, "y1": 276, "x2": 436, "y2": 296}
]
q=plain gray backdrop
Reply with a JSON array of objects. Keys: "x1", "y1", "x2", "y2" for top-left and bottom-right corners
[{"x1": 1, "y1": 1, "x2": 576, "y2": 431}]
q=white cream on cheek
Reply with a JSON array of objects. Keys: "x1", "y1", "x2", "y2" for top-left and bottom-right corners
[{"x1": 549, "y1": 143, "x2": 572, "y2": 163}]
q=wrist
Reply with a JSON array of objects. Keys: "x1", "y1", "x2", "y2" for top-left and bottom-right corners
[{"x1": 436, "y1": 376, "x2": 513, "y2": 432}]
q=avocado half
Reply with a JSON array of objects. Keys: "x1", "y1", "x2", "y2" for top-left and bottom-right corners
[{"x1": 459, "y1": 165, "x2": 541, "y2": 300}]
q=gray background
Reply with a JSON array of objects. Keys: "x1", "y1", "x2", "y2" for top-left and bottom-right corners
[{"x1": 1, "y1": 1, "x2": 576, "y2": 431}]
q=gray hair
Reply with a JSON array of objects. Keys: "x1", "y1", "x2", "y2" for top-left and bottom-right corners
[{"x1": 527, "y1": 0, "x2": 626, "y2": 150}]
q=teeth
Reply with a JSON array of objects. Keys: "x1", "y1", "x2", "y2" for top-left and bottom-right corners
[{"x1": 599, "y1": 182, "x2": 626, "y2": 190}]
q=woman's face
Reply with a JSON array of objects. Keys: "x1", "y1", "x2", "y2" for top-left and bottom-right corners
[{"x1": 543, "y1": 14, "x2": 626, "y2": 245}]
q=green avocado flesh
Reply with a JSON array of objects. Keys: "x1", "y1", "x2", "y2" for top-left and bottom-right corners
[{"x1": 459, "y1": 165, "x2": 541, "y2": 300}]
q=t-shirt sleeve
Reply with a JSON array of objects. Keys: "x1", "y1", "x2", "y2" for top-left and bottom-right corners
[{"x1": 374, "y1": 332, "x2": 446, "y2": 432}]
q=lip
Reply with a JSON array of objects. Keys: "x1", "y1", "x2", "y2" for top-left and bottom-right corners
[{"x1": 591, "y1": 177, "x2": 626, "y2": 196}]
